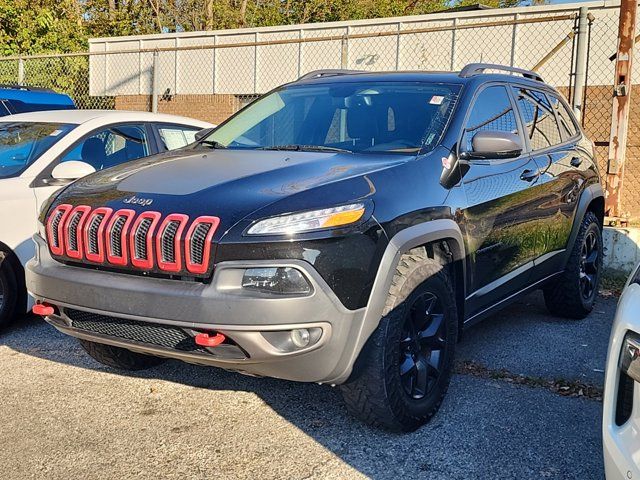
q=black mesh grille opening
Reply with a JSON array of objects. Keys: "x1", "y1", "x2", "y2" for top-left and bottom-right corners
[
  {"x1": 190, "y1": 223, "x2": 212, "y2": 265},
  {"x1": 66, "y1": 309, "x2": 209, "y2": 353},
  {"x1": 110, "y1": 216, "x2": 127, "y2": 257},
  {"x1": 616, "y1": 371, "x2": 635, "y2": 426},
  {"x1": 134, "y1": 218, "x2": 153, "y2": 260},
  {"x1": 161, "y1": 221, "x2": 180, "y2": 263},
  {"x1": 50, "y1": 211, "x2": 64, "y2": 247},
  {"x1": 87, "y1": 214, "x2": 105, "y2": 255},
  {"x1": 67, "y1": 212, "x2": 82, "y2": 251}
]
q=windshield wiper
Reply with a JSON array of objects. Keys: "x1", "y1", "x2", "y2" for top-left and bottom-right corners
[
  {"x1": 257, "y1": 144, "x2": 352, "y2": 154},
  {"x1": 199, "y1": 139, "x2": 227, "y2": 149}
]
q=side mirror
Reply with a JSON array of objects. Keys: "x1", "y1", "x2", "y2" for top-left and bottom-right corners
[
  {"x1": 461, "y1": 131, "x2": 523, "y2": 160},
  {"x1": 195, "y1": 127, "x2": 215, "y2": 141},
  {"x1": 51, "y1": 160, "x2": 96, "y2": 182}
]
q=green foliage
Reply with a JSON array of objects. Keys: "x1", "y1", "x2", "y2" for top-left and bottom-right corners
[
  {"x1": 0, "y1": 0, "x2": 86, "y2": 55},
  {"x1": 0, "y1": 0, "x2": 530, "y2": 56}
]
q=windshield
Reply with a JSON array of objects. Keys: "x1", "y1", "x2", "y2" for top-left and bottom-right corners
[
  {"x1": 0, "y1": 122, "x2": 75, "y2": 178},
  {"x1": 204, "y1": 81, "x2": 460, "y2": 155}
]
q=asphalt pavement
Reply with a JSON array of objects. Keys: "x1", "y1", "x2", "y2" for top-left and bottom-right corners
[{"x1": 0, "y1": 291, "x2": 616, "y2": 479}]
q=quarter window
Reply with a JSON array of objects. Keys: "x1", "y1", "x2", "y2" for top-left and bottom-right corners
[
  {"x1": 158, "y1": 125, "x2": 201, "y2": 150},
  {"x1": 462, "y1": 85, "x2": 520, "y2": 153},
  {"x1": 513, "y1": 87, "x2": 562, "y2": 151}
]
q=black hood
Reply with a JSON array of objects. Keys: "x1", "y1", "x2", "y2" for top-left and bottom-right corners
[{"x1": 54, "y1": 147, "x2": 411, "y2": 237}]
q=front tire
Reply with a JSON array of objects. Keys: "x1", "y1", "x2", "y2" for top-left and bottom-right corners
[
  {"x1": 340, "y1": 254, "x2": 458, "y2": 432},
  {"x1": 78, "y1": 339, "x2": 166, "y2": 370},
  {"x1": 0, "y1": 256, "x2": 19, "y2": 330},
  {"x1": 543, "y1": 211, "x2": 603, "y2": 319}
]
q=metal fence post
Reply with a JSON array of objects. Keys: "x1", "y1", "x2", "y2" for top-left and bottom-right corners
[
  {"x1": 17, "y1": 57, "x2": 24, "y2": 85},
  {"x1": 395, "y1": 22, "x2": 402, "y2": 71},
  {"x1": 341, "y1": 27, "x2": 350, "y2": 69},
  {"x1": 510, "y1": 14, "x2": 519, "y2": 67},
  {"x1": 151, "y1": 50, "x2": 159, "y2": 113},
  {"x1": 572, "y1": 6, "x2": 589, "y2": 119},
  {"x1": 605, "y1": 0, "x2": 638, "y2": 219},
  {"x1": 450, "y1": 18, "x2": 457, "y2": 71}
]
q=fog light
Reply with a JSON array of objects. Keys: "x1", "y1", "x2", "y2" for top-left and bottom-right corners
[
  {"x1": 261, "y1": 327, "x2": 323, "y2": 352},
  {"x1": 291, "y1": 328, "x2": 310, "y2": 348},
  {"x1": 242, "y1": 267, "x2": 311, "y2": 295}
]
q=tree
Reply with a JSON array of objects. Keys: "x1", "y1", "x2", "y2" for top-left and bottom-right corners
[
  {"x1": 0, "y1": 0, "x2": 531, "y2": 55},
  {"x1": 0, "y1": 0, "x2": 86, "y2": 55}
]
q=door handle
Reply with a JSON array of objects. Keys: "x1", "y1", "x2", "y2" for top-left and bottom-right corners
[
  {"x1": 520, "y1": 169, "x2": 540, "y2": 182},
  {"x1": 570, "y1": 156, "x2": 583, "y2": 167}
]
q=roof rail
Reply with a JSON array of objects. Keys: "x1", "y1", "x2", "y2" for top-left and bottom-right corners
[
  {"x1": 297, "y1": 69, "x2": 364, "y2": 81},
  {"x1": 0, "y1": 84, "x2": 55, "y2": 92},
  {"x1": 459, "y1": 63, "x2": 544, "y2": 82}
]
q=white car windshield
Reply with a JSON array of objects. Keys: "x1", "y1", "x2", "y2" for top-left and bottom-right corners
[{"x1": 0, "y1": 122, "x2": 75, "y2": 178}]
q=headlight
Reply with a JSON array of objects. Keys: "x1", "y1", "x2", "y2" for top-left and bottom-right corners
[{"x1": 246, "y1": 203, "x2": 366, "y2": 235}]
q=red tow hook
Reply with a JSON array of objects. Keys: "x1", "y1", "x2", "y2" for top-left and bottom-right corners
[
  {"x1": 194, "y1": 332, "x2": 226, "y2": 347},
  {"x1": 32, "y1": 303, "x2": 56, "y2": 316}
]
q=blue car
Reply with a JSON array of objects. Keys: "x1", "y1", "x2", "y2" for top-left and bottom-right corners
[{"x1": 0, "y1": 85, "x2": 75, "y2": 116}]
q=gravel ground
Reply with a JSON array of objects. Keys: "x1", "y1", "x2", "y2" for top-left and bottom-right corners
[{"x1": 0, "y1": 292, "x2": 616, "y2": 479}]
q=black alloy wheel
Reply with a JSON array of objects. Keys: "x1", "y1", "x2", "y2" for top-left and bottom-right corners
[
  {"x1": 399, "y1": 292, "x2": 446, "y2": 400},
  {"x1": 580, "y1": 230, "x2": 599, "y2": 301}
]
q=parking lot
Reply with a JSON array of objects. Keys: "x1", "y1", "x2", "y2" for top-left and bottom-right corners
[{"x1": 0, "y1": 290, "x2": 615, "y2": 480}]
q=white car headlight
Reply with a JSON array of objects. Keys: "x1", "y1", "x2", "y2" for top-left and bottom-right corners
[{"x1": 247, "y1": 203, "x2": 366, "y2": 235}]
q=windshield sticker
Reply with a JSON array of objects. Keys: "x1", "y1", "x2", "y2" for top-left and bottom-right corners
[
  {"x1": 429, "y1": 95, "x2": 444, "y2": 105},
  {"x1": 49, "y1": 129, "x2": 63, "y2": 136}
]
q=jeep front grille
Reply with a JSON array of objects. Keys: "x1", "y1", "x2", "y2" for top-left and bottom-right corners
[{"x1": 45, "y1": 204, "x2": 219, "y2": 276}]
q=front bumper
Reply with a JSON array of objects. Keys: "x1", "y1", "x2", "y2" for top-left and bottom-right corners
[
  {"x1": 26, "y1": 235, "x2": 365, "y2": 383},
  {"x1": 603, "y1": 283, "x2": 640, "y2": 479}
]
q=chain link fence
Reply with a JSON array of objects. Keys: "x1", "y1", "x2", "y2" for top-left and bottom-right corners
[{"x1": 0, "y1": 2, "x2": 637, "y2": 214}]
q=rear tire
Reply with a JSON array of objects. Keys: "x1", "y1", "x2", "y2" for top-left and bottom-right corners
[
  {"x1": 0, "y1": 256, "x2": 19, "y2": 331},
  {"x1": 543, "y1": 211, "x2": 603, "y2": 319},
  {"x1": 78, "y1": 339, "x2": 166, "y2": 370},
  {"x1": 339, "y1": 254, "x2": 458, "y2": 432}
]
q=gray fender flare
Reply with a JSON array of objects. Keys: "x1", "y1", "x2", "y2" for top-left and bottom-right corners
[
  {"x1": 333, "y1": 219, "x2": 465, "y2": 383},
  {"x1": 561, "y1": 182, "x2": 604, "y2": 269}
]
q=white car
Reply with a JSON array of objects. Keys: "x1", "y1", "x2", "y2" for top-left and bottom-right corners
[
  {"x1": 0, "y1": 110, "x2": 213, "y2": 328},
  {"x1": 603, "y1": 263, "x2": 640, "y2": 478}
]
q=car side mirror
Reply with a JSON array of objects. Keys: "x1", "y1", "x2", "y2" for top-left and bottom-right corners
[
  {"x1": 195, "y1": 127, "x2": 215, "y2": 141},
  {"x1": 460, "y1": 131, "x2": 523, "y2": 160},
  {"x1": 50, "y1": 160, "x2": 96, "y2": 182}
]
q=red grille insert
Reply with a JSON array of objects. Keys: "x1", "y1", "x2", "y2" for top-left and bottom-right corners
[
  {"x1": 185, "y1": 216, "x2": 220, "y2": 274},
  {"x1": 105, "y1": 209, "x2": 136, "y2": 266},
  {"x1": 64, "y1": 205, "x2": 92, "y2": 260},
  {"x1": 83, "y1": 207, "x2": 113, "y2": 263},
  {"x1": 46, "y1": 206, "x2": 217, "y2": 276},
  {"x1": 46, "y1": 204, "x2": 73, "y2": 256},
  {"x1": 129, "y1": 211, "x2": 162, "y2": 269},
  {"x1": 156, "y1": 214, "x2": 189, "y2": 272}
]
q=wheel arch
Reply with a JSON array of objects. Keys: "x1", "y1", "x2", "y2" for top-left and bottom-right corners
[
  {"x1": 0, "y1": 241, "x2": 27, "y2": 316},
  {"x1": 334, "y1": 219, "x2": 466, "y2": 384},
  {"x1": 562, "y1": 182, "x2": 605, "y2": 271}
]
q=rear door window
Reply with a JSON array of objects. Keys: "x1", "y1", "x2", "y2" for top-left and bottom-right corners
[{"x1": 512, "y1": 87, "x2": 563, "y2": 151}]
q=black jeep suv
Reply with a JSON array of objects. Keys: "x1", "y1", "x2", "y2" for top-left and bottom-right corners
[{"x1": 27, "y1": 64, "x2": 603, "y2": 431}]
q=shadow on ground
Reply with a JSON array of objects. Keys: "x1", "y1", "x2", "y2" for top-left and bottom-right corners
[{"x1": 0, "y1": 291, "x2": 614, "y2": 479}]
